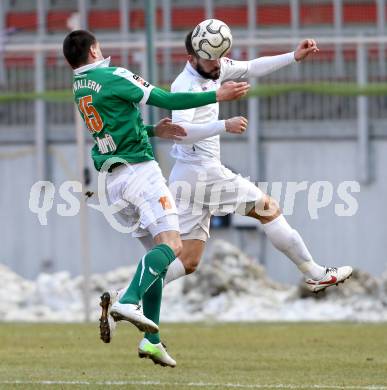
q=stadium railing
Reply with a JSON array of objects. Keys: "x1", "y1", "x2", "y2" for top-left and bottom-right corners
[{"x1": 2, "y1": 35, "x2": 387, "y2": 127}]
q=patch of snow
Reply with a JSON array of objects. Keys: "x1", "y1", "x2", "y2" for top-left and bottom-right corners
[{"x1": 1, "y1": 240, "x2": 387, "y2": 322}]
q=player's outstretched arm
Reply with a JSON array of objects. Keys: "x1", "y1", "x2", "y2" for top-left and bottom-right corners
[
  {"x1": 247, "y1": 52, "x2": 297, "y2": 78},
  {"x1": 222, "y1": 39, "x2": 319, "y2": 80},
  {"x1": 248, "y1": 38, "x2": 319, "y2": 77},
  {"x1": 174, "y1": 116, "x2": 248, "y2": 144},
  {"x1": 147, "y1": 81, "x2": 249, "y2": 110}
]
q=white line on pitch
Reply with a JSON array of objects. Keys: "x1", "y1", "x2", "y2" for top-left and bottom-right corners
[{"x1": 0, "y1": 381, "x2": 386, "y2": 389}]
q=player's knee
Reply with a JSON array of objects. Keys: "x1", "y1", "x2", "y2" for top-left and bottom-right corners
[
  {"x1": 155, "y1": 231, "x2": 183, "y2": 257},
  {"x1": 180, "y1": 254, "x2": 201, "y2": 274},
  {"x1": 248, "y1": 195, "x2": 281, "y2": 222},
  {"x1": 264, "y1": 196, "x2": 281, "y2": 220},
  {"x1": 184, "y1": 261, "x2": 199, "y2": 275}
]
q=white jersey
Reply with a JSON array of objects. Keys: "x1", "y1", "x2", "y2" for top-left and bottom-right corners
[
  {"x1": 169, "y1": 52, "x2": 295, "y2": 239},
  {"x1": 170, "y1": 58, "x2": 249, "y2": 164}
]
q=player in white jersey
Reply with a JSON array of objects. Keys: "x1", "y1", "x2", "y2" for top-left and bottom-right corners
[
  {"x1": 163, "y1": 30, "x2": 353, "y2": 292},
  {"x1": 100, "y1": 31, "x2": 353, "y2": 362}
]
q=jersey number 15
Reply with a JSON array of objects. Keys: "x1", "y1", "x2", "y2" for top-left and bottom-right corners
[{"x1": 78, "y1": 95, "x2": 103, "y2": 133}]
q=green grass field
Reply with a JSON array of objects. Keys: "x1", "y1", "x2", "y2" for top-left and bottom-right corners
[{"x1": 0, "y1": 322, "x2": 386, "y2": 389}]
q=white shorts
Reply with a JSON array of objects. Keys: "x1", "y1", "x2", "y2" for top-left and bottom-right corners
[
  {"x1": 106, "y1": 160, "x2": 179, "y2": 238},
  {"x1": 169, "y1": 160, "x2": 264, "y2": 241}
]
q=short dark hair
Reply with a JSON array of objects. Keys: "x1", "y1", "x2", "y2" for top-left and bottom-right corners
[
  {"x1": 185, "y1": 30, "x2": 197, "y2": 56},
  {"x1": 63, "y1": 30, "x2": 96, "y2": 69}
]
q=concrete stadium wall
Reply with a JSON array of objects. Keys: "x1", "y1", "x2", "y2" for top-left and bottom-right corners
[{"x1": 1, "y1": 124, "x2": 386, "y2": 284}]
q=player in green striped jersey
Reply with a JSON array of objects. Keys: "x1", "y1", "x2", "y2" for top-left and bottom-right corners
[{"x1": 63, "y1": 30, "x2": 249, "y2": 367}]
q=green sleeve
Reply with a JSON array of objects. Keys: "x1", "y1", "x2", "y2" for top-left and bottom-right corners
[
  {"x1": 145, "y1": 125, "x2": 155, "y2": 137},
  {"x1": 111, "y1": 67, "x2": 151, "y2": 103},
  {"x1": 147, "y1": 87, "x2": 217, "y2": 110}
]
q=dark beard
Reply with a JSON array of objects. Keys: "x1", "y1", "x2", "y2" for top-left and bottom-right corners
[{"x1": 195, "y1": 62, "x2": 220, "y2": 80}]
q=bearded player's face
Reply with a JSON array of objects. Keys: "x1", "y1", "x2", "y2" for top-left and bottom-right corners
[{"x1": 191, "y1": 56, "x2": 221, "y2": 80}]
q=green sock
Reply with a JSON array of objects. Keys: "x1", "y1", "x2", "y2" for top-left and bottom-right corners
[
  {"x1": 142, "y1": 270, "x2": 166, "y2": 344},
  {"x1": 119, "y1": 244, "x2": 175, "y2": 305}
]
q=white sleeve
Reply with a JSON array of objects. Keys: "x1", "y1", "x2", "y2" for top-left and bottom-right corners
[
  {"x1": 175, "y1": 120, "x2": 226, "y2": 144},
  {"x1": 248, "y1": 52, "x2": 296, "y2": 77},
  {"x1": 220, "y1": 52, "x2": 296, "y2": 80},
  {"x1": 220, "y1": 57, "x2": 250, "y2": 80}
]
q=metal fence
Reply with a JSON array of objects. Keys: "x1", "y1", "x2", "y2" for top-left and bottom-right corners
[
  {"x1": 2, "y1": 35, "x2": 386, "y2": 189},
  {"x1": 2, "y1": 0, "x2": 387, "y2": 131},
  {"x1": 3, "y1": 37, "x2": 387, "y2": 128}
]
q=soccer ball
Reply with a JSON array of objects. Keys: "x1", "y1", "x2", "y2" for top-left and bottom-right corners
[{"x1": 191, "y1": 19, "x2": 232, "y2": 60}]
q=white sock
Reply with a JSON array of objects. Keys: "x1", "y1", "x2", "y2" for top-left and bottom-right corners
[
  {"x1": 117, "y1": 286, "x2": 127, "y2": 301},
  {"x1": 164, "y1": 257, "x2": 186, "y2": 286},
  {"x1": 262, "y1": 215, "x2": 326, "y2": 280}
]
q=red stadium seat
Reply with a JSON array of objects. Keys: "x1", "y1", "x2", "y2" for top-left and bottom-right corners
[
  {"x1": 7, "y1": 11, "x2": 37, "y2": 31},
  {"x1": 47, "y1": 11, "x2": 73, "y2": 31},
  {"x1": 129, "y1": 8, "x2": 163, "y2": 30},
  {"x1": 214, "y1": 7, "x2": 247, "y2": 27},
  {"x1": 257, "y1": 4, "x2": 291, "y2": 26},
  {"x1": 343, "y1": 3, "x2": 376, "y2": 24},
  {"x1": 89, "y1": 10, "x2": 120, "y2": 30},
  {"x1": 5, "y1": 3, "x2": 381, "y2": 32},
  {"x1": 300, "y1": 4, "x2": 333, "y2": 25},
  {"x1": 171, "y1": 8, "x2": 205, "y2": 30}
]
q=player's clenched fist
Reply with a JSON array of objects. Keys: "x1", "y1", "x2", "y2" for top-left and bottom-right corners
[
  {"x1": 216, "y1": 81, "x2": 250, "y2": 102},
  {"x1": 225, "y1": 116, "x2": 248, "y2": 134},
  {"x1": 294, "y1": 39, "x2": 319, "y2": 61}
]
